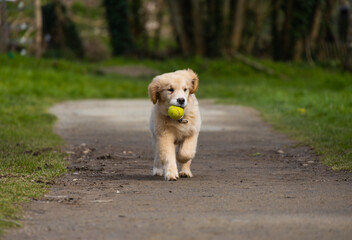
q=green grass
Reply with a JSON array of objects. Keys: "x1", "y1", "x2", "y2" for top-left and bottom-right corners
[{"x1": 0, "y1": 54, "x2": 351, "y2": 234}]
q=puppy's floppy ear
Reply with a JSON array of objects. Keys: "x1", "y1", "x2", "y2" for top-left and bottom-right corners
[
  {"x1": 148, "y1": 77, "x2": 160, "y2": 104},
  {"x1": 187, "y1": 69, "x2": 199, "y2": 94}
]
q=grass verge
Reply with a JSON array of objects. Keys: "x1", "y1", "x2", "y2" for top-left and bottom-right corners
[{"x1": 0, "y1": 55, "x2": 148, "y2": 234}]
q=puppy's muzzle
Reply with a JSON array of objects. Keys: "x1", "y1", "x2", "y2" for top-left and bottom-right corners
[{"x1": 177, "y1": 98, "x2": 186, "y2": 106}]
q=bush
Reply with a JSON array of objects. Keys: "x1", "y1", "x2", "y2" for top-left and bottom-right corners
[{"x1": 83, "y1": 37, "x2": 111, "y2": 62}]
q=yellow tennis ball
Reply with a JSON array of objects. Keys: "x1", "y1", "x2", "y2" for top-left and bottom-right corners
[{"x1": 168, "y1": 105, "x2": 184, "y2": 120}]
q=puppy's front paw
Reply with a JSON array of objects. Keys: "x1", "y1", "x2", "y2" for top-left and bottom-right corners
[
  {"x1": 164, "y1": 168, "x2": 179, "y2": 181},
  {"x1": 152, "y1": 167, "x2": 163, "y2": 176},
  {"x1": 179, "y1": 169, "x2": 193, "y2": 178}
]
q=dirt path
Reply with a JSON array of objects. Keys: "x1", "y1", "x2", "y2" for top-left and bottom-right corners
[{"x1": 5, "y1": 100, "x2": 352, "y2": 240}]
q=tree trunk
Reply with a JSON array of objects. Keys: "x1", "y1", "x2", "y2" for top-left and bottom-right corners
[
  {"x1": 223, "y1": 0, "x2": 231, "y2": 48},
  {"x1": 130, "y1": 0, "x2": 143, "y2": 40},
  {"x1": 293, "y1": 39, "x2": 303, "y2": 61},
  {"x1": 281, "y1": 0, "x2": 293, "y2": 60},
  {"x1": 271, "y1": 0, "x2": 281, "y2": 60},
  {"x1": 338, "y1": 1, "x2": 349, "y2": 42},
  {"x1": 323, "y1": 0, "x2": 338, "y2": 43},
  {"x1": 209, "y1": 0, "x2": 225, "y2": 56},
  {"x1": 104, "y1": 0, "x2": 133, "y2": 55},
  {"x1": 305, "y1": 1, "x2": 323, "y2": 63},
  {"x1": 227, "y1": 0, "x2": 235, "y2": 48},
  {"x1": 191, "y1": 0, "x2": 204, "y2": 56},
  {"x1": 153, "y1": 0, "x2": 164, "y2": 53},
  {"x1": 0, "y1": 0, "x2": 8, "y2": 53},
  {"x1": 167, "y1": 0, "x2": 190, "y2": 55},
  {"x1": 344, "y1": 0, "x2": 352, "y2": 71},
  {"x1": 140, "y1": 4, "x2": 149, "y2": 55},
  {"x1": 231, "y1": 0, "x2": 245, "y2": 51},
  {"x1": 35, "y1": 0, "x2": 42, "y2": 58},
  {"x1": 308, "y1": 2, "x2": 323, "y2": 48},
  {"x1": 246, "y1": 0, "x2": 266, "y2": 53},
  {"x1": 53, "y1": 0, "x2": 65, "y2": 48}
]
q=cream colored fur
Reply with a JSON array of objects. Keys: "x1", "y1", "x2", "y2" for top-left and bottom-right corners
[{"x1": 148, "y1": 69, "x2": 201, "y2": 181}]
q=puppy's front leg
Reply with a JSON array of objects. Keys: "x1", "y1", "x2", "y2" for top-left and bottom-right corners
[
  {"x1": 177, "y1": 134, "x2": 199, "y2": 178},
  {"x1": 157, "y1": 133, "x2": 179, "y2": 181}
]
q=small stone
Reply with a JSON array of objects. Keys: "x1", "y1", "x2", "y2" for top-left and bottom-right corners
[
  {"x1": 277, "y1": 150, "x2": 284, "y2": 154},
  {"x1": 83, "y1": 149, "x2": 91, "y2": 154}
]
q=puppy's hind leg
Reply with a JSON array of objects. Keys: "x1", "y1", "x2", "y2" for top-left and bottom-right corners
[
  {"x1": 152, "y1": 135, "x2": 163, "y2": 176},
  {"x1": 153, "y1": 154, "x2": 163, "y2": 176}
]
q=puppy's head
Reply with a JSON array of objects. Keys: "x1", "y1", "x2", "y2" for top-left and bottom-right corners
[{"x1": 148, "y1": 69, "x2": 199, "y2": 108}]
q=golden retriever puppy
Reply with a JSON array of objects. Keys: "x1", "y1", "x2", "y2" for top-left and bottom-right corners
[{"x1": 148, "y1": 69, "x2": 201, "y2": 181}]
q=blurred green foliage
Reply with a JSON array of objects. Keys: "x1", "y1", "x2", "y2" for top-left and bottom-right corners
[{"x1": 71, "y1": 1, "x2": 102, "y2": 19}]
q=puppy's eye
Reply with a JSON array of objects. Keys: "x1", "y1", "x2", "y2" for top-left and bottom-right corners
[
  {"x1": 184, "y1": 88, "x2": 187, "y2": 92},
  {"x1": 168, "y1": 88, "x2": 174, "y2": 93}
]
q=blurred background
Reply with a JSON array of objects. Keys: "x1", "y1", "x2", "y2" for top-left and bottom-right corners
[{"x1": 0, "y1": 0, "x2": 352, "y2": 69}]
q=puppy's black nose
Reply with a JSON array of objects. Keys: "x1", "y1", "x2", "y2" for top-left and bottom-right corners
[{"x1": 177, "y1": 98, "x2": 185, "y2": 105}]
